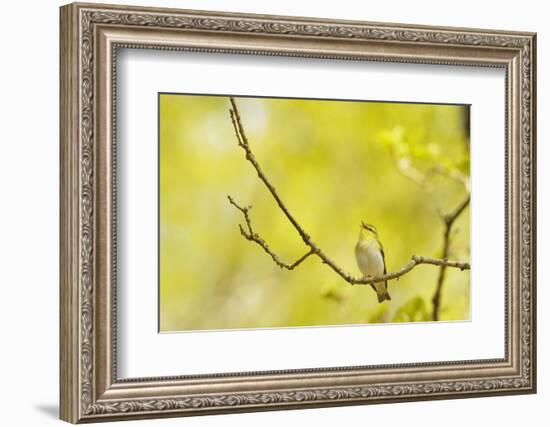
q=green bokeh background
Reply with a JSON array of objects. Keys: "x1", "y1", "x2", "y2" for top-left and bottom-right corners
[{"x1": 159, "y1": 94, "x2": 470, "y2": 332}]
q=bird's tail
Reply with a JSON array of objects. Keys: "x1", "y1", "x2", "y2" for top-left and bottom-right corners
[{"x1": 376, "y1": 283, "x2": 391, "y2": 303}]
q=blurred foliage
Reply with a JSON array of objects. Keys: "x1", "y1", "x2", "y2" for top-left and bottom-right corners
[{"x1": 159, "y1": 95, "x2": 470, "y2": 332}]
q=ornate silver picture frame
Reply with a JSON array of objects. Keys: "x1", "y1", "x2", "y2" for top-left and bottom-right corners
[{"x1": 60, "y1": 2, "x2": 536, "y2": 423}]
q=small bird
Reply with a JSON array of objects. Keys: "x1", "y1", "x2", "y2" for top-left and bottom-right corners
[{"x1": 355, "y1": 221, "x2": 391, "y2": 303}]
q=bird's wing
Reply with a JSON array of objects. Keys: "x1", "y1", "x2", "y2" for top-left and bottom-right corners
[{"x1": 377, "y1": 237, "x2": 388, "y2": 288}]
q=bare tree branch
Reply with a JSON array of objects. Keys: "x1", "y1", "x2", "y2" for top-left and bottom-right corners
[
  {"x1": 227, "y1": 97, "x2": 470, "y2": 292},
  {"x1": 432, "y1": 194, "x2": 470, "y2": 321},
  {"x1": 386, "y1": 132, "x2": 471, "y2": 319},
  {"x1": 229, "y1": 193, "x2": 468, "y2": 283}
]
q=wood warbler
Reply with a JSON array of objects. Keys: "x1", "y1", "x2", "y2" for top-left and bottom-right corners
[{"x1": 354, "y1": 221, "x2": 391, "y2": 303}]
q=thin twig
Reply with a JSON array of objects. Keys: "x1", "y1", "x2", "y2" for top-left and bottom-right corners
[
  {"x1": 443, "y1": 194, "x2": 470, "y2": 226},
  {"x1": 227, "y1": 97, "x2": 470, "y2": 290},
  {"x1": 227, "y1": 195, "x2": 315, "y2": 270}
]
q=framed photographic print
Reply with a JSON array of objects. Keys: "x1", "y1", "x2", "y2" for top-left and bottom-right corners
[{"x1": 60, "y1": 2, "x2": 537, "y2": 423}]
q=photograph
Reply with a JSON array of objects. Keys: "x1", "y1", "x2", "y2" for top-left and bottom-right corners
[{"x1": 159, "y1": 94, "x2": 471, "y2": 332}]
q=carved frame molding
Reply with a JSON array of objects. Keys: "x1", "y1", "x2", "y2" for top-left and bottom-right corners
[{"x1": 60, "y1": 2, "x2": 536, "y2": 423}]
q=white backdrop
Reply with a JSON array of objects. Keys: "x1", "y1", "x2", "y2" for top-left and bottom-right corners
[{"x1": 0, "y1": 1, "x2": 545, "y2": 426}]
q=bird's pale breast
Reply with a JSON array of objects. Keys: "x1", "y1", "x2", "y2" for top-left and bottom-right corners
[{"x1": 355, "y1": 239, "x2": 385, "y2": 278}]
